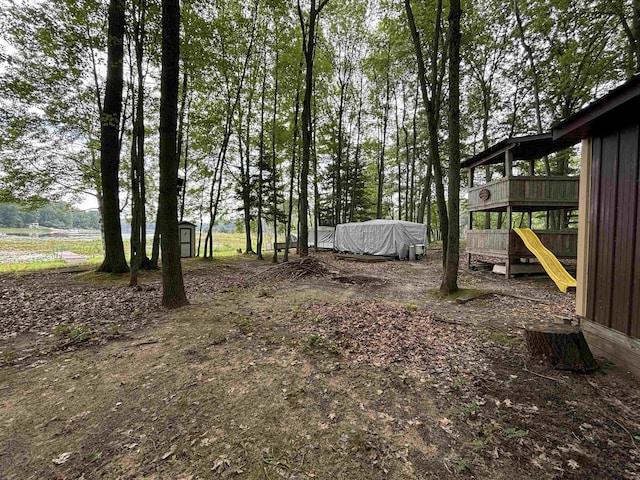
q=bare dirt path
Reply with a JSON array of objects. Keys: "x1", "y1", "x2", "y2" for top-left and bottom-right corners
[{"x1": 1, "y1": 253, "x2": 639, "y2": 479}]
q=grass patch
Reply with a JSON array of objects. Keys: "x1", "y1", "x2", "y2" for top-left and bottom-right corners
[
  {"x1": 469, "y1": 437, "x2": 491, "y2": 451},
  {"x1": 233, "y1": 316, "x2": 254, "y2": 334},
  {"x1": 452, "y1": 376, "x2": 469, "y2": 388},
  {"x1": 489, "y1": 331, "x2": 513, "y2": 345},
  {"x1": 0, "y1": 231, "x2": 278, "y2": 272},
  {"x1": 306, "y1": 334, "x2": 341, "y2": 356},
  {"x1": 454, "y1": 458, "x2": 472, "y2": 472},
  {"x1": 53, "y1": 323, "x2": 94, "y2": 343},
  {"x1": 0, "y1": 350, "x2": 17, "y2": 362},
  {"x1": 0, "y1": 260, "x2": 68, "y2": 272},
  {"x1": 504, "y1": 426, "x2": 528, "y2": 439},
  {"x1": 85, "y1": 451, "x2": 102, "y2": 463},
  {"x1": 405, "y1": 301, "x2": 419, "y2": 311},
  {"x1": 0, "y1": 237, "x2": 105, "y2": 256}
]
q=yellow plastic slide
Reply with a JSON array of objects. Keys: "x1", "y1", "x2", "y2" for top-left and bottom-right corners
[{"x1": 512, "y1": 228, "x2": 577, "y2": 293}]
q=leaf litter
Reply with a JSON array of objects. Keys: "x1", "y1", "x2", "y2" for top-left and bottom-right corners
[{"x1": 0, "y1": 253, "x2": 639, "y2": 479}]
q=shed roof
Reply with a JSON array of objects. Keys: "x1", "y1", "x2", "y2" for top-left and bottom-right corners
[
  {"x1": 553, "y1": 74, "x2": 640, "y2": 141},
  {"x1": 460, "y1": 133, "x2": 579, "y2": 170}
]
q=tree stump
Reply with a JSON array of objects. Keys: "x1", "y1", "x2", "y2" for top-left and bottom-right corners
[{"x1": 524, "y1": 324, "x2": 598, "y2": 372}]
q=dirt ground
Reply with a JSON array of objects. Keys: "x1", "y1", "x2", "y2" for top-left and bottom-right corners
[{"x1": 1, "y1": 251, "x2": 639, "y2": 479}]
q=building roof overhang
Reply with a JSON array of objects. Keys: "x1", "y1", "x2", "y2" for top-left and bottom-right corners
[
  {"x1": 553, "y1": 74, "x2": 640, "y2": 141},
  {"x1": 461, "y1": 133, "x2": 579, "y2": 170}
]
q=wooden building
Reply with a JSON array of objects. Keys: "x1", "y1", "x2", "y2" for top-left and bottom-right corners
[
  {"x1": 462, "y1": 134, "x2": 579, "y2": 277},
  {"x1": 552, "y1": 74, "x2": 640, "y2": 376}
]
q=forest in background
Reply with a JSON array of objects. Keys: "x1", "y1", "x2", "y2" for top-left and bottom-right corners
[
  {"x1": 0, "y1": 202, "x2": 101, "y2": 230},
  {"x1": 0, "y1": 0, "x2": 637, "y2": 288}
]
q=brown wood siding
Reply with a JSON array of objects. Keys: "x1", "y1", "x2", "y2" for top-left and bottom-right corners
[
  {"x1": 465, "y1": 229, "x2": 577, "y2": 258},
  {"x1": 593, "y1": 132, "x2": 618, "y2": 328},
  {"x1": 467, "y1": 177, "x2": 579, "y2": 212},
  {"x1": 468, "y1": 178, "x2": 510, "y2": 210},
  {"x1": 586, "y1": 137, "x2": 602, "y2": 323},
  {"x1": 510, "y1": 230, "x2": 577, "y2": 258},
  {"x1": 632, "y1": 128, "x2": 640, "y2": 339},
  {"x1": 613, "y1": 123, "x2": 639, "y2": 335},
  {"x1": 587, "y1": 121, "x2": 640, "y2": 337},
  {"x1": 465, "y1": 229, "x2": 509, "y2": 257}
]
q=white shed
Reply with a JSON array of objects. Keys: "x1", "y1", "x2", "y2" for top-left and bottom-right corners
[{"x1": 178, "y1": 221, "x2": 196, "y2": 258}]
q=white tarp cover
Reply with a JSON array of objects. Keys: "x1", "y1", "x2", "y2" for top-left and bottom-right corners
[
  {"x1": 334, "y1": 220, "x2": 427, "y2": 258},
  {"x1": 309, "y1": 226, "x2": 335, "y2": 249}
]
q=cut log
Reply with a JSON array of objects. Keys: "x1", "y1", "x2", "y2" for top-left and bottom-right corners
[{"x1": 524, "y1": 324, "x2": 598, "y2": 372}]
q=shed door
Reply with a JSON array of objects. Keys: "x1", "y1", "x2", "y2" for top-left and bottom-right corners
[{"x1": 180, "y1": 227, "x2": 192, "y2": 257}]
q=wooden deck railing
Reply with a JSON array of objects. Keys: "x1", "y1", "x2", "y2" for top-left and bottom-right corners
[
  {"x1": 468, "y1": 176, "x2": 579, "y2": 211},
  {"x1": 465, "y1": 229, "x2": 578, "y2": 258}
]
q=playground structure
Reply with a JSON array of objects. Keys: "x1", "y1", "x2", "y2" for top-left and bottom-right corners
[{"x1": 462, "y1": 133, "x2": 580, "y2": 283}]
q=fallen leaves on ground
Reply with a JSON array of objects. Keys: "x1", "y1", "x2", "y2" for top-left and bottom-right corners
[{"x1": 1, "y1": 254, "x2": 640, "y2": 480}]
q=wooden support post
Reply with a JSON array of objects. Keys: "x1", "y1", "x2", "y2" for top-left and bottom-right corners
[
  {"x1": 505, "y1": 148, "x2": 513, "y2": 279},
  {"x1": 468, "y1": 167, "x2": 474, "y2": 270},
  {"x1": 505, "y1": 149, "x2": 513, "y2": 178},
  {"x1": 529, "y1": 159, "x2": 535, "y2": 176},
  {"x1": 506, "y1": 205, "x2": 512, "y2": 279},
  {"x1": 576, "y1": 138, "x2": 592, "y2": 317},
  {"x1": 467, "y1": 210, "x2": 473, "y2": 269},
  {"x1": 524, "y1": 324, "x2": 598, "y2": 372}
]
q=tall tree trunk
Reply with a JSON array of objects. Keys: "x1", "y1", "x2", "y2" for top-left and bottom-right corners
[
  {"x1": 129, "y1": 0, "x2": 147, "y2": 286},
  {"x1": 335, "y1": 79, "x2": 346, "y2": 224},
  {"x1": 129, "y1": 51, "x2": 140, "y2": 286},
  {"x1": 394, "y1": 87, "x2": 402, "y2": 220},
  {"x1": 479, "y1": 78, "x2": 492, "y2": 230},
  {"x1": 297, "y1": 0, "x2": 330, "y2": 257},
  {"x1": 417, "y1": 161, "x2": 432, "y2": 227},
  {"x1": 405, "y1": 0, "x2": 449, "y2": 263},
  {"x1": 442, "y1": 0, "x2": 462, "y2": 293},
  {"x1": 204, "y1": 151, "x2": 223, "y2": 257},
  {"x1": 312, "y1": 83, "x2": 320, "y2": 252},
  {"x1": 285, "y1": 62, "x2": 302, "y2": 262},
  {"x1": 158, "y1": 0, "x2": 188, "y2": 308},
  {"x1": 237, "y1": 123, "x2": 252, "y2": 254},
  {"x1": 177, "y1": 71, "x2": 189, "y2": 221},
  {"x1": 376, "y1": 46, "x2": 391, "y2": 218},
  {"x1": 271, "y1": 45, "x2": 279, "y2": 264},
  {"x1": 257, "y1": 65, "x2": 267, "y2": 261},
  {"x1": 196, "y1": 182, "x2": 206, "y2": 256},
  {"x1": 241, "y1": 78, "x2": 255, "y2": 255},
  {"x1": 376, "y1": 44, "x2": 391, "y2": 219},
  {"x1": 409, "y1": 90, "x2": 418, "y2": 222},
  {"x1": 204, "y1": 2, "x2": 258, "y2": 258},
  {"x1": 403, "y1": 85, "x2": 411, "y2": 221},
  {"x1": 150, "y1": 220, "x2": 160, "y2": 267},
  {"x1": 97, "y1": 0, "x2": 129, "y2": 274},
  {"x1": 350, "y1": 75, "x2": 364, "y2": 222}
]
